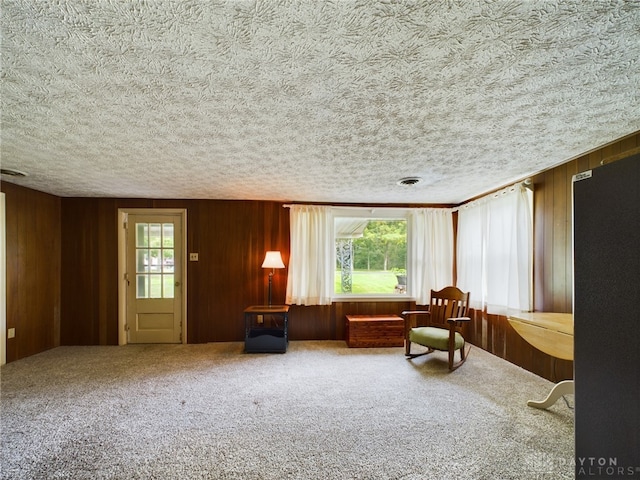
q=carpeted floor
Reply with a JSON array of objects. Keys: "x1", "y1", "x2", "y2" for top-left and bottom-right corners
[{"x1": 0, "y1": 341, "x2": 574, "y2": 479}]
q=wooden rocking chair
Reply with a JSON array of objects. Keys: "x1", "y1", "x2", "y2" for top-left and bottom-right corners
[{"x1": 402, "y1": 286, "x2": 471, "y2": 371}]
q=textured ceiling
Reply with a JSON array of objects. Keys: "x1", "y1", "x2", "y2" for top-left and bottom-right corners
[{"x1": 1, "y1": 0, "x2": 639, "y2": 204}]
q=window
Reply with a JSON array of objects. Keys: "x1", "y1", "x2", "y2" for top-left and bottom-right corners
[
  {"x1": 285, "y1": 205, "x2": 453, "y2": 306},
  {"x1": 456, "y1": 183, "x2": 533, "y2": 313},
  {"x1": 333, "y1": 209, "x2": 408, "y2": 298}
]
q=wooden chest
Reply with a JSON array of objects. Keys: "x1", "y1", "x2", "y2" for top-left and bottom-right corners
[{"x1": 345, "y1": 315, "x2": 405, "y2": 348}]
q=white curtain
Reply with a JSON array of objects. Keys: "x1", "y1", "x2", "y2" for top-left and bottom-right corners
[
  {"x1": 285, "y1": 205, "x2": 333, "y2": 306},
  {"x1": 408, "y1": 209, "x2": 454, "y2": 305},
  {"x1": 456, "y1": 202, "x2": 486, "y2": 309},
  {"x1": 457, "y1": 184, "x2": 533, "y2": 313}
]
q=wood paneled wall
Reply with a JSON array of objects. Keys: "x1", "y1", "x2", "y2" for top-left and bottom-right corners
[
  {"x1": 3, "y1": 131, "x2": 639, "y2": 379},
  {"x1": 1, "y1": 182, "x2": 61, "y2": 362},
  {"x1": 532, "y1": 131, "x2": 640, "y2": 313},
  {"x1": 59, "y1": 198, "x2": 290, "y2": 345},
  {"x1": 473, "y1": 131, "x2": 640, "y2": 381}
]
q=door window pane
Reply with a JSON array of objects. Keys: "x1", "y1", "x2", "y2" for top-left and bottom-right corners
[
  {"x1": 163, "y1": 224, "x2": 174, "y2": 248},
  {"x1": 149, "y1": 274, "x2": 162, "y2": 298},
  {"x1": 149, "y1": 223, "x2": 162, "y2": 248},
  {"x1": 135, "y1": 222, "x2": 178, "y2": 299},
  {"x1": 149, "y1": 249, "x2": 161, "y2": 273},
  {"x1": 163, "y1": 249, "x2": 174, "y2": 272},
  {"x1": 137, "y1": 275, "x2": 148, "y2": 298},
  {"x1": 136, "y1": 224, "x2": 148, "y2": 247},
  {"x1": 164, "y1": 275, "x2": 175, "y2": 298},
  {"x1": 136, "y1": 250, "x2": 148, "y2": 273}
]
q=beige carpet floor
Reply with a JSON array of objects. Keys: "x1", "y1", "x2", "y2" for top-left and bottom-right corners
[{"x1": 0, "y1": 341, "x2": 574, "y2": 479}]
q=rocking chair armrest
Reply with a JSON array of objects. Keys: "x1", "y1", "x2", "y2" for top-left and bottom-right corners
[
  {"x1": 401, "y1": 310, "x2": 430, "y2": 316},
  {"x1": 446, "y1": 316, "x2": 471, "y2": 325},
  {"x1": 401, "y1": 310, "x2": 430, "y2": 332}
]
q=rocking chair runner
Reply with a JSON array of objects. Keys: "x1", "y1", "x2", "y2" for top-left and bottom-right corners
[{"x1": 402, "y1": 286, "x2": 471, "y2": 371}]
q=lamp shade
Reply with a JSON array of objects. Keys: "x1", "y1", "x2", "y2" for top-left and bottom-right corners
[{"x1": 261, "y1": 251, "x2": 285, "y2": 269}]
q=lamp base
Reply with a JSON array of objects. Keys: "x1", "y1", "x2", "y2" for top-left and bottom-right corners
[{"x1": 267, "y1": 271, "x2": 274, "y2": 306}]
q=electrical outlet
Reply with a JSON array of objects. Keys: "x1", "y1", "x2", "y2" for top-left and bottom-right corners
[
  {"x1": 189, "y1": 253, "x2": 199, "y2": 261},
  {"x1": 7, "y1": 328, "x2": 15, "y2": 339},
  {"x1": 257, "y1": 315, "x2": 264, "y2": 324}
]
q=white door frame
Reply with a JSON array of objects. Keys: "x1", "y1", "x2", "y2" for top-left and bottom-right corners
[{"x1": 118, "y1": 208, "x2": 187, "y2": 345}]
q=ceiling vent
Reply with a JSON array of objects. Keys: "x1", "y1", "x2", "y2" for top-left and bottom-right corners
[
  {"x1": 397, "y1": 177, "x2": 422, "y2": 186},
  {"x1": 1, "y1": 168, "x2": 28, "y2": 177}
]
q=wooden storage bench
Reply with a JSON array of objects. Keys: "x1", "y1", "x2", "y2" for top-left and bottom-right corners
[{"x1": 345, "y1": 314, "x2": 404, "y2": 348}]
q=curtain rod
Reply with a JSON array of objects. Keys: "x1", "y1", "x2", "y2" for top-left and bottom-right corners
[
  {"x1": 283, "y1": 204, "x2": 452, "y2": 213},
  {"x1": 452, "y1": 179, "x2": 531, "y2": 212}
]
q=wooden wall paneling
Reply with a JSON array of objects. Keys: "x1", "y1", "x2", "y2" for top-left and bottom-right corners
[
  {"x1": 98, "y1": 199, "x2": 118, "y2": 345},
  {"x1": 198, "y1": 200, "x2": 230, "y2": 342},
  {"x1": 551, "y1": 162, "x2": 569, "y2": 312},
  {"x1": 466, "y1": 309, "x2": 481, "y2": 349},
  {"x1": 181, "y1": 200, "x2": 290, "y2": 343},
  {"x1": 25, "y1": 186, "x2": 60, "y2": 359},
  {"x1": 619, "y1": 132, "x2": 638, "y2": 152},
  {"x1": 61, "y1": 198, "x2": 97, "y2": 345},
  {"x1": 270, "y1": 202, "x2": 290, "y2": 309},
  {"x1": 185, "y1": 199, "x2": 209, "y2": 344},
  {"x1": 563, "y1": 160, "x2": 578, "y2": 311},
  {"x1": 542, "y1": 169, "x2": 556, "y2": 312},
  {"x1": 252, "y1": 201, "x2": 289, "y2": 309},
  {"x1": 504, "y1": 319, "x2": 535, "y2": 374},
  {"x1": 1, "y1": 183, "x2": 61, "y2": 362},
  {"x1": 235, "y1": 201, "x2": 267, "y2": 341},
  {"x1": 35, "y1": 189, "x2": 62, "y2": 354},
  {"x1": 61, "y1": 197, "x2": 149, "y2": 346},
  {"x1": 288, "y1": 305, "x2": 333, "y2": 340},
  {"x1": 531, "y1": 133, "x2": 639, "y2": 315},
  {"x1": 490, "y1": 313, "x2": 507, "y2": 359},
  {"x1": 188, "y1": 199, "x2": 233, "y2": 343},
  {"x1": 576, "y1": 154, "x2": 590, "y2": 174},
  {"x1": 588, "y1": 149, "x2": 603, "y2": 170},
  {"x1": 532, "y1": 173, "x2": 547, "y2": 312},
  {"x1": 484, "y1": 313, "x2": 495, "y2": 355},
  {"x1": 4, "y1": 184, "x2": 19, "y2": 362}
]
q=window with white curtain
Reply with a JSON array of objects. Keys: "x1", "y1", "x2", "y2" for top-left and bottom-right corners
[
  {"x1": 285, "y1": 205, "x2": 454, "y2": 305},
  {"x1": 333, "y1": 208, "x2": 409, "y2": 299},
  {"x1": 456, "y1": 183, "x2": 533, "y2": 314}
]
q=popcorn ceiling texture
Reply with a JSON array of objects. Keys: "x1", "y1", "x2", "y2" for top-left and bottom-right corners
[{"x1": 1, "y1": 0, "x2": 639, "y2": 203}]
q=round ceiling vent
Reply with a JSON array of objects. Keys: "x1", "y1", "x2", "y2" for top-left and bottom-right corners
[
  {"x1": 397, "y1": 177, "x2": 422, "y2": 186},
  {"x1": 1, "y1": 168, "x2": 28, "y2": 177}
]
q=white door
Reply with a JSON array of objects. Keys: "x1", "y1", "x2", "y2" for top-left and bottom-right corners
[{"x1": 127, "y1": 214, "x2": 183, "y2": 343}]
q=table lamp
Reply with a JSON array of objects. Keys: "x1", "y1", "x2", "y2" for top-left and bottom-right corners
[{"x1": 262, "y1": 251, "x2": 285, "y2": 306}]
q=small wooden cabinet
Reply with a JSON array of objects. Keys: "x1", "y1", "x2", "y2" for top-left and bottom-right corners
[
  {"x1": 244, "y1": 305, "x2": 289, "y2": 353},
  {"x1": 345, "y1": 314, "x2": 404, "y2": 348}
]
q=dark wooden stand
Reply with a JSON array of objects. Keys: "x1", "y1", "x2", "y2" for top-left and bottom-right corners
[{"x1": 244, "y1": 305, "x2": 289, "y2": 353}]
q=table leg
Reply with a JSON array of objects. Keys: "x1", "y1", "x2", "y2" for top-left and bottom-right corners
[{"x1": 527, "y1": 380, "x2": 574, "y2": 409}]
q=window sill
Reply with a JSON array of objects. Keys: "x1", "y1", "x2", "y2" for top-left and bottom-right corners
[{"x1": 331, "y1": 294, "x2": 414, "y2": 303}]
